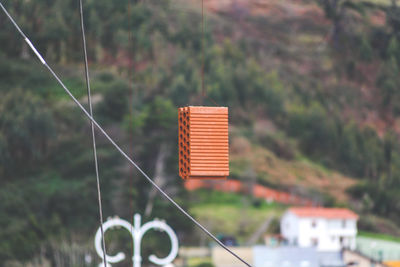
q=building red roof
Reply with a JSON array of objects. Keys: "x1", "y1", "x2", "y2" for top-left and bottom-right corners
[{"x1": 288, "y1": 207, "x2": 358, "y2": 219}]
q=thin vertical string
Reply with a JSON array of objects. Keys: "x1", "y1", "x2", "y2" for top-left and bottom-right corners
[
  {"x1": 199, "y1": 1, "x2": 220, "y2": 107},
  {"x1": 201, "y1": 0, "x2": 205, "y2": 105},
  {"x1": 78, "y1": 0, "x2": 107, "y2": 266},
  {"x1": 127, "y1": 0, "x2": 136, "y2": 263}
]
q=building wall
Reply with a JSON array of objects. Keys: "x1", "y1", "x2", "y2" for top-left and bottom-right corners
[
  {"x1": 184, "y1": 180, "x2": 314, "y2": 205},
  {"x1": 357, "y1": 236, "x2": 400, "y2": 262},
  {"x1": 298, "y1": 217, "x2": 328, "y2": 249},
  {"x1": 385, "y1": 261, "x2": 400, "y2": 267},
  {"x1": 212, "y1": 247, "x2": 253, "y2": 267},
  {"x1": 343, "y1": 249, "x2": 388, "y2": 267},
  {"x1": 253, "y1": 246, "x2": 319, "y2": 267},
  {"x1": 281, "y1": 212, "x2": 357, "y2": 251},
  {"x1": 281, "y1": 211, "x2": 299, "y2": 245}
]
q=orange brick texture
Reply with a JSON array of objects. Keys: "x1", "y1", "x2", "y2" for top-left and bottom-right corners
[{"x1": 178, "y1": 106, "x2": 229, "y2": 180}]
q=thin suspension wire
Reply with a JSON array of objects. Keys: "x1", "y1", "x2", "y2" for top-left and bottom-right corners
[
  {"x1": 127, "y1": 0, "x2": 136, "y2": 260},
  {"x1": 0, "y1": 4, "x2": 252, "y2": 267},
  {"x1": 201, "y1": 0, "x2": 205, "y2": 105},
  {"x1": 199, "y1": 0, "x2": 220, "y2": 107},
  {"x1": 78, "y1": 0, "x2": 107, "y2": 266}
]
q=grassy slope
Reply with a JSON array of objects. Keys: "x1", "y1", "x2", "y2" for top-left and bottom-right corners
[
  {"x1": 199, "y1": 0, "x2": 359, "y2": 203},
  {"x1": 359, "y1": 231, "x2": 400, "y2": 243},
  {"x1": 202, "y1": 0, "x2": 395, "y2": 136},
  {"x1": 184, "y1": 0, "x2": 400, "y2": 238},
  {"x1": 189, "y1": 190, "x2": 286, "y2": 243},
  {"x1": 230, "y1": 133, "x2": 357, "y2": 204}
]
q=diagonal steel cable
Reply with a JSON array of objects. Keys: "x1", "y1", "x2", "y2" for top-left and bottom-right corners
[
  {"x1": 0, "y1": 3, "x2": 252, "y2": 266},
  {"x1": 78, "y1": 0, "x2": 107, "y2": 266}
]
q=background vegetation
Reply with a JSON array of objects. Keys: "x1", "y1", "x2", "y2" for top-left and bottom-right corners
[{"x1": 1, "y1": 0, "x2": 400, "y2": 266}]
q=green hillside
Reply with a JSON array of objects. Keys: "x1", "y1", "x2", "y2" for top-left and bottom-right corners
[{"x1": 1, "y1": 0, "x2": 400, "y2": 265}]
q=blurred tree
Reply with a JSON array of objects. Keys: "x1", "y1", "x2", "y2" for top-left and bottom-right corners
[
  {"x1": 359, "y1": 36, "x2": 373, "y2": 62},
  {"x1": 96, "y1": 80, "x2": 130, "y2": 123},
  {"x1": 319, "y1": 0, "x2": 349, "y2": 49},
  {"x1": 376, "y1": 56, "x2": 400, "y2": 113},
  {"x1": 0, "y1": 89, "x2": 55, "y2": 178},
  {"x1": 387, "y1": 37, "x2": 400, "y2": 64}
]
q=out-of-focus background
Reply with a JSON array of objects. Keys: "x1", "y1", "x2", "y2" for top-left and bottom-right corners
[{"x1": 1, "y1": 0, "x2": 400, "y2": 266}]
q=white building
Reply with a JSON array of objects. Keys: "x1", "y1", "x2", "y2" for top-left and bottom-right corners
[{"x1": 281, "y1": 207, "x2": 358, "y2": 251}]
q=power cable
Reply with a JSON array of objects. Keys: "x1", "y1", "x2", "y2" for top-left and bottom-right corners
[
  {"x1": 78, "y1": 0, "x2": 107, "y2": 266},
  {"x1": 0, "y1": 3, "x2": 252, "y2": 266}
]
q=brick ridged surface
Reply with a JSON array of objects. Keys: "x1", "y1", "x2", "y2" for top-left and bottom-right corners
[{"x1": 179, "y1": 106, "x2": 229, "y2": 180}]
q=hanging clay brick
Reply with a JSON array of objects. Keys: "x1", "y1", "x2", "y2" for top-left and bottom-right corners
[{"x1": 179, "y1": 106, "x2": 229, "y2": 180}]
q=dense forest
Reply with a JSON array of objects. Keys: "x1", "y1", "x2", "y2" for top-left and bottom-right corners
[{"x1": 1, "y1": 0, "x2": 400, "y2": 265}]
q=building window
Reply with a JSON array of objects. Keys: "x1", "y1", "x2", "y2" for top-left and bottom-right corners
[
  {"x1": 311, "y1": 220, "x2": 317, "y2": 228},
  {"x1": 311, "y1": 238, "x2": 319, "y2": 246},
  {"x1": 342, "y1": 220, "x2": 346, "y2": 228},
  {"x1": 339, "y1": 236, "x2": 344, "y2": 246}
]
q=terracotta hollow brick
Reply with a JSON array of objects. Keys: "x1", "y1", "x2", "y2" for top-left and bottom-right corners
[{"x1": 178, "y1": 106, "x2": 229, "y2": 180}]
